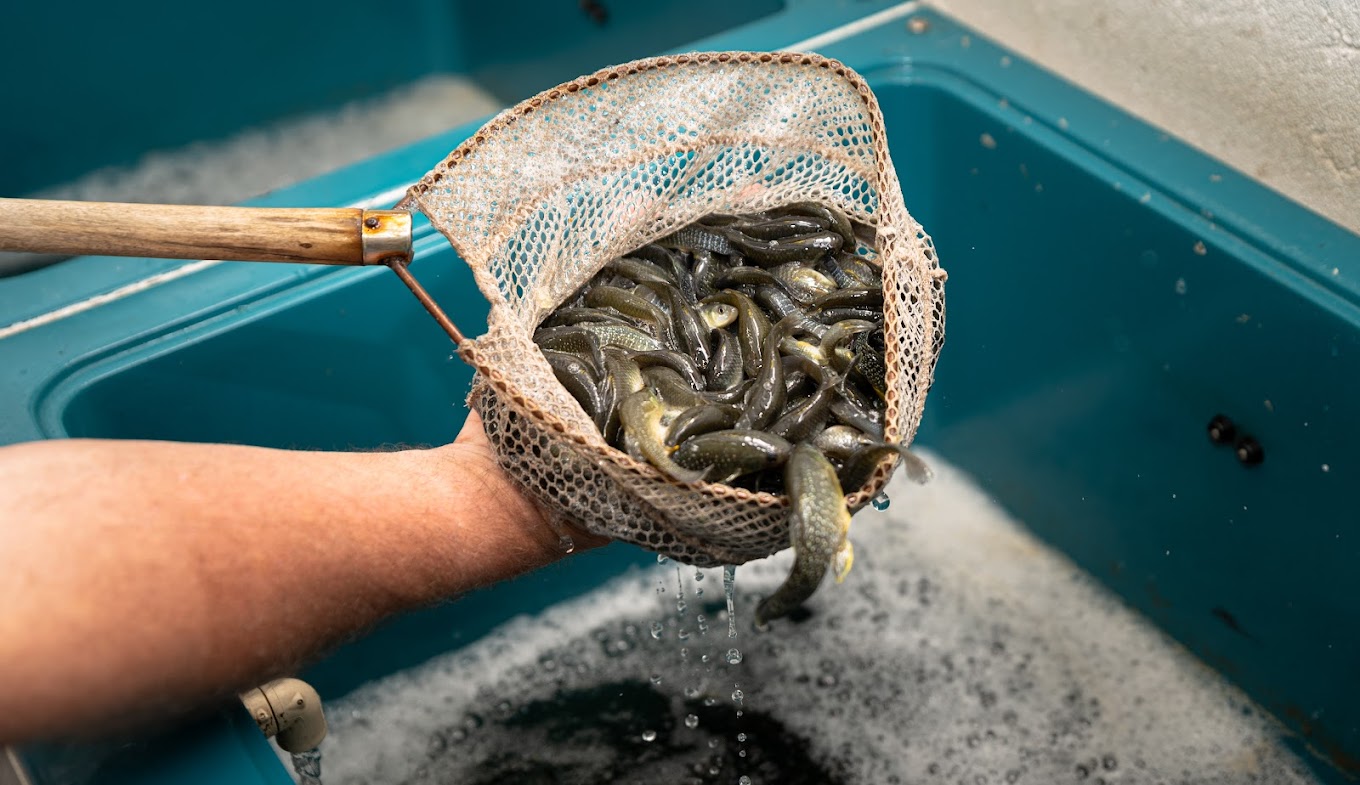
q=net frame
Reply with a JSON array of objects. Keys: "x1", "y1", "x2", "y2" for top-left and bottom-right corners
[{"x1": 398, "y1": 51, "x2": 946, "y2": 567}]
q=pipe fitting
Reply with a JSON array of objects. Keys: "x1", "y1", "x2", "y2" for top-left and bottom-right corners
[{"x1": 240, "y1": 678, "x2": 328, "y2": 753}]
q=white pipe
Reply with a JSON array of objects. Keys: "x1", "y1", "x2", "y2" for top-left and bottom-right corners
[{"x1": 240, "y1": 678, "x2": 328, "y2": 753}]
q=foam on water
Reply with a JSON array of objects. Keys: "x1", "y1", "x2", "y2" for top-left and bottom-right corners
[
  {"x1": 307, "y1": 450, "x2": 1322, "y2": 785},
  {"x1": 30, "y1": 75, "x2": 502, "y2": 208}
]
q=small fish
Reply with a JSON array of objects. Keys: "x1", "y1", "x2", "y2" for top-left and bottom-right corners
[
  {"x1": 691, "y1": 250, "x2": 723, "y2": 300},
  {"x1": 620, "y1": 388, "x2": 707, "y2": 484},
  {"x1": 536, "y1": 323, "x2": 663, "y2": 354},
  {"x1": 543, "y1": 349, "x2": 607, "y2": 428},
  {"x1": 755, "y1": 444, "x2": 852, "y2": 625},
  {"x1": 697, "y1": 301, "x2": 738, "y2": 331},
  {"x1": 834, "y1": 252, "x2": 882, "y2": 286},
  {"x1": 609, "y1": 256, "x2": 676, "y2": 286},
  {"x1": 644, "y1": 366, "x2": 707, "y2": 410},
  {"x1": 754, "y1": 286, "x2": 829, "y2": 339},
  {"x1": 702, "y1": 378, "x2": 753, "y2": 405},
  {"x1": 673, "y1": 429, "x2": 793, "y2": 484},
  {"x1": 628, "y1": 243, "x2": 684, "y2": 270},
  {"x1": 735, "y1": 323, "x2": 786, "y2": 431},
  {"x1": 811, "y1": 424, "x2": 875, "y2": 461},
  {"x1": 815, "y1": 306, "x2": 884, "y2": 325},
  {"x1": 666, "y1": 404, "x2": 741, "y2": 447},
  {"x1": 811, "y1": 287, "x2": 884, "y2": 311},
  {"x1": 715, "y1": 266, "x2": 777, "y2": 290},
  {"x1": 585, "y1": 285, "x2": 674, "y2": 343},
  {"x1": 705, "y1": 328, "x2": 744, "y2": 393},
  {"x1": 630, "y1": 349, "x2": 704, "y2": 390},
  {"x1": 724, "y1": 230, "x2": 844, "y2": 267},
  {"x1": 849, "y1": 328, "x2": 888, "y2": 399},
  {"x1": 641, "y1": 281, "x2": 710, "y2": 368},
  {"x1": 779, "y1": 201, "x2": 858, "y2": 249},
  {"x1": 819, "y1": 319, "x2": 876, "y2": 374},
  {"x1": 770, "y1": 374, "x2": 839, "y2": 443},
  {"x1": 732, "y1": 215, "x2": 831, "y2": 240},
  {"x1": 659, "y1": 225, "x2": 733, "y2": 255},
  {"x1": 541, "y1": 306, "x2": 638, "y2": 329},
  {"x1": 820, "y1": 254, "x2": 857, "y2": 288},
  {"x1": 837, "y1": 443, "x2": 904, "y2": 494},
  {"x1": 772, "y1": 262, "x2": 838, "y2": 302},
  {"x1": 705, "y1": 290, "x2": 770, "y2": 378},
  {"x1": 600, "y1": 346, "x2": 645, "y2": 444},
  {"x1": 829, "y1": 397, "x2": 884, "y2": 440}
]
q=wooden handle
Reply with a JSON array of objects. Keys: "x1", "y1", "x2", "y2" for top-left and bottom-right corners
[{"x1": 0, "y1": 198, "x2": 371, "y2": 264}]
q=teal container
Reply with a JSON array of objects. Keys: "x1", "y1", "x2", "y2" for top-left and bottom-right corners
[{"x1": 3, "y1": 3, "x2": 1357, "y2": 783}]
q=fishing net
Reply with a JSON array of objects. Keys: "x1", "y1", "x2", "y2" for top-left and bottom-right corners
[{"x1": 399, "y1": 52, "x2": 946, "y2": 568}]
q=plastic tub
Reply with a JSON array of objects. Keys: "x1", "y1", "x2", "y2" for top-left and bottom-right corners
[{"x1": 3, "y1": 3, "x2": 1357, "y2": 783}]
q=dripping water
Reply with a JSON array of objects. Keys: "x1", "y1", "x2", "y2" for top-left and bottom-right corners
[
  {"x1": 723, "y1": 565, "x2": 738, "y2": 639},
  {"x1": 289, "y1": 748, "x2": 322, "y2": 785}
]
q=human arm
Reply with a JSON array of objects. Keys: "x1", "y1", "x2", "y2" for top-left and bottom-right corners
[{"x1": 0, "y1": 412, "x2": 605, "y2": 745}]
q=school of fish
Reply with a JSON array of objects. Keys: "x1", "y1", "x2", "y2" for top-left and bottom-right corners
[{"x1": 533, "y1": 202, "x2": 929, "y2": 625}]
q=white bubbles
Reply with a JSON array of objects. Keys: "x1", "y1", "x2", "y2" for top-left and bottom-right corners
[
  {"x1": 312, "y1": 451, "x2": 1321, "y2": 785},
  {"x1": 31, "y1": 75, "x2": 502, "y2": 210},
  {"x1": 641, "y1": 729, "x2": 657, "y2": 743},
  {"x1": 726, "y1": 648, "x2": 744, "y2": 665},
  {"x1": 685, "y1": 714, "x2": 700, "y2": 729},
  {"x1": 739, "y1": 776, "x2": 753, "y2": 785}
]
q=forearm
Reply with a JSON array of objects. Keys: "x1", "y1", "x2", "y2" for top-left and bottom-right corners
[{"x1": 0, "y1": 435, "x2": 574, "y2": 744}]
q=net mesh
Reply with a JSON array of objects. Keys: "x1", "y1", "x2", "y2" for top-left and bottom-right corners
[{"x1": 401, "y1": 52, "x2": 946, "y2": 567}]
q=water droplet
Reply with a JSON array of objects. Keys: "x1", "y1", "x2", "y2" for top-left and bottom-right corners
[
  {"x1": 1174, "y1": 277, "x2": 1187, "y2": 295},
  {"x1": 708, "y1": 738, "x2": 720, "y2": 749},
  {"x1": 642, "y1": 729, "x2": 657, "y2": 742},
  {"x1": 739, "y1": 750, "x2": 748, "y2": 759},
  {"x1": 685, "y1": 713, "x2": 700, "y2": 729},
  {"x1": 658, "y1": 554, "x2": 669, "y2": 564},
  {"x1": 678, "y1": 629, "x2": 691, "y2": 640},
  {"x1": 677, "y1": 600, "x2": 688, "y2": 613},
  {"x1": 650, "y1": 622, "x2": 664, "y2": 640},
  {"x1": 650, "y1": 673, "x2": 663, "y2": 685},
  {"x1": 871, "y1": 492, "x2": 890, "y2": 511},
  {"x1": 704, "y1": 696, "x2": 720, "y2": 706},
  {"x1": 694, "y1": 569, "x2": 706, "y2": 582},
  {"x1": 684, "y1": 686, "x2": 701, "y2": 698},
  {"x1": 726, "y1": 648, "x2": 744, "y2": 665},
  {"x1": 702, "y1": 653, "x2": 711, "y2": 663},
  {"x1": 737, "y1": 732, "x2": 748, "y2": 742},
  {"x1": 732, "y1": 689, "x2": 745, "y2": 704},
  {"x1": 739, "y1": 775, "x2": 753, "y2": 784}
]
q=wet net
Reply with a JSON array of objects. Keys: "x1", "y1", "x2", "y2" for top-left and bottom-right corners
[{"x1": 400, "y1": 52, "x2": 946, "y2": 568}]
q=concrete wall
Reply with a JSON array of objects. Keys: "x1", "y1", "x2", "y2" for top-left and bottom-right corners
[{"x1": 929, "y1": 0, "x2": 1360, "y2": 235}]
